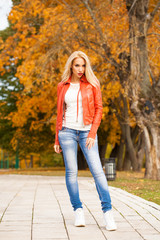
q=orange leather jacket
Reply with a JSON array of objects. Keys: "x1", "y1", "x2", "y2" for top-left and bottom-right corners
[{"x1": 55, "y1": 75, "x2": 103, "y2": 145}]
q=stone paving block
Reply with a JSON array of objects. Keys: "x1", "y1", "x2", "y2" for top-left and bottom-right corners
[
  {"x1": 33, "y1": 239, "x2": 68, "y2": 240},
  {"x1": 112, "y1": 187, "x2": 160, "y2": 211},
  {"x1": 137, "y1": 228, "x2": 159, "y2": 236},
  {"x1": 67, "y1": 224, "x2": 106, "y2": 240},
  {"x1": 142, "y1": 213, "x2": 160, "y2": 231},
  {"x1": 33, "y1": 223, "x2": 66, "y2": 230},
  {"x1": 124, "y1": 215, "x2": 144, "y2": 221},
  {"x1": 69, "y1": 234, "x2": 104, "y2": 240},
  {"x1": 2, "y1": 214, "x2": 32, "y2": 221},
  {"x1": 32, "y1": 227, "x2": 68, "y2": 239},
  {"x1": 128, "y1": 219, "x2": 155, "y2": 230},
  {"x1": 0, "y1": 224, "x2": 31, "y2": 231},
  {"x1": 103, "y1": 230, "x2": 144, "y2": 240},
  {"x1": 33, "y1": 210, "x2": 61, "y2": 218},
  {"x1": 81, "y1": 209, "x2": 97, "y2": 225},
  {"x1": 112, "y1": 212, "x2": 126, "y2": 222},
  {"x1": 33, "y1": 218, "x2": 63, "y2": 224},
  {"x1": 0, "y1": 237, "x2": 30, "y2": 240},
  {"x1": 142, "y1": 234, "x2": 160, "y2": 240},
  {"x1": 0, "y1": 220, "x2": 31, "y2": 226},
  {"x1": 0, "y1": 231, "x2": 31, "y2": 240},
  {"x1": 113, "y1": 221, "x2": 135, "y2": 232},
  {"x1": 111, "y1": 188, "x2": 159, "y2": 217},
  {"x1": 6, "y1": 205, "x2": 32, "y2": 211}
]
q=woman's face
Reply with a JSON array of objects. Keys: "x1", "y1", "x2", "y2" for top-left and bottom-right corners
[{"x1": 71, "y1": 57, "x2": 86, "y2": 79}]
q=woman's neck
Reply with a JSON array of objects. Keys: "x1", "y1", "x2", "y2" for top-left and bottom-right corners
[{"x1": 71, "y1": 75, "x2": 80, "y2": 83}]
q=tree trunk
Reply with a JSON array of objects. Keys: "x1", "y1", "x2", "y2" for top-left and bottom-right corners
[
  {"x1": 126, "y1": 0, "x2": 160, "y2": 179},
  {"x1": 38, "y1": 156, "x2": 42, "y2": 167},
  {"x1": 123, "y1": 97, "x2": 138, "y2": 170},
  {"x1": 150, "y1": 126, "x2": 160, "y2": 180},
  {"x1": 24, "y1": 155, "x2": 28, "y2": 168},
  {"x1": 123, "y1": 149, "x2": 131, "y2": 171},
  {"x1": 127, "y1": 0, "x2": 150, "y2": 95},
  {"x1": 29, "y1": 154, "x2": 33, "y2": 168},
  {"x1": 125, "y1": 124, "x2": 138, "y2": 170},
  {"x1": 137, "y1": 133, "x2": 145, "y2": 171},
  {"x1": 110, "y1": 143, "x2": 119, "y2": 158},
  {"x1": 117, "y1": 139, "x2": 125, "y2": 171},
  {"x1": 99, "y1": 143, "x2": 107, "y2": 166},
  {"x1": 144, "y1": 124, "x2": 160, "y2": 180},
  {"x1": 114, "y1": 94, "x2": 139, "y2": 171}
]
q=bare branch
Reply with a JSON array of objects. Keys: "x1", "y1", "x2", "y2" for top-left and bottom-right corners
[
  {"x1": 55, "y1": 0, "x2": 92, "y2": 49},
  {"x1": 128, "y1": 0, "x2": 138, "y2": 15},
  {"x1": 81, "y1": 0, "x2": 104, "y2": 43},
  {"x1": 147, "y1": 1, "x2": 160, "y2": 31},
  {"x1": 147, "y1": 32, "x2": 160, "y2": 37},
  {"x1": 148, "y1": 67, "x2": 156, "y2": 86}
]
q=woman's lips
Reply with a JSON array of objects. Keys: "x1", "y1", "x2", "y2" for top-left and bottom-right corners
[{"x1": 78, "y1": 73, "x2": 83, "y2": 76}]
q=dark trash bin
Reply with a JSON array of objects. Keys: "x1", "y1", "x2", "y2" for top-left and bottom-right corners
[{"x1": 103, "y1": 158, "x2": 116, "y2": 181}]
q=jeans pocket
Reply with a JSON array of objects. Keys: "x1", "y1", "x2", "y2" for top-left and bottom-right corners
[
  {"x1": 59, "y1": 127, "x2": 66, "y2": 132},
  {"x1": 58, "y1": 127, "x2": 66, "y2": 137}
]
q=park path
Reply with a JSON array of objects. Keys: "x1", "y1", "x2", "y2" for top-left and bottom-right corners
[{"x1": 0, "y1": 174, "x2": 160, "y2": 240}]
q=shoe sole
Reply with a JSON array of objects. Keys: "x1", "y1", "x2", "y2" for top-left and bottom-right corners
[
  {"x1": 106, "y1": 227, "x2": 117, "y2": 231},
  {"x1": 75, "y1": 224, "x2": 85, "y2": 227}
]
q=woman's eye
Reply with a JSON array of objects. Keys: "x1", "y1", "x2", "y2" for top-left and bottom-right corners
[{"x1": 74, "y1": 64, "x2": 85, "y2": 67}]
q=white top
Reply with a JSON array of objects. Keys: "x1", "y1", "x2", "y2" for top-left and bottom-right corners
[{"x1": 62, "y1": 83, "x2": 91, "y2": 130}]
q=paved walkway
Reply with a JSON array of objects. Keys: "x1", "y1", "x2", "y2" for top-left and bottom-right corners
[{"x1": 0, "y1": 175, "x2": 160, "y2": 240}]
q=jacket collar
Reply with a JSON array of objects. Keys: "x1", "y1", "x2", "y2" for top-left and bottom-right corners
[
  {"x1": 63, "y1": 74, "x2": 88, "y2": 84},
  {"x1": 80, "y1": 75, "x2": 88, "y2": 83}
]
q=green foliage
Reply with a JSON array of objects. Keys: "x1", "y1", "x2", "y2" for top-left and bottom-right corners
[
  {"x1": 0, "y1": 26, "x2": 16, "y2": 41},
  {"x1": 12, "y1": 0, "x2": 22, "y2": 6},
  {"x1": 37, "y1": 152, "x2": 64, "y2": 167},
  {"x1": 0, "y1": 62, "x2": 23, "y2": 152}
]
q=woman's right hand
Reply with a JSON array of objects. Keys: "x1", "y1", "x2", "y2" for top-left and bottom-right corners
[{"x1": 54, "y1": 145, "x2": 62, "y2": 154}]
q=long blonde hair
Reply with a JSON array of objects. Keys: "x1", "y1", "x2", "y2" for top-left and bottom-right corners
[{"x1": 61, "y1": 51, "x2": 99, "y2": 87}]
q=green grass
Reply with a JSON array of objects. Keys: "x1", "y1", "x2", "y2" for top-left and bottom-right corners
[
  {"x1": 108, "y1": 170, "x2": 160, "y2": 205},
  {"x1": 0, "y1": 168, "x2": 159, "y2": 205}
]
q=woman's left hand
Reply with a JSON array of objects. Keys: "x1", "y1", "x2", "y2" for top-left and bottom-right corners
[{"x1": 86, "y1": 137, "x2": 95, "y2": 150}]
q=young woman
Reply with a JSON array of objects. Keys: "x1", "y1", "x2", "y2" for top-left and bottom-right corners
[{"x1": 54, "y1": 51, "x2": 117, "y2": 231}]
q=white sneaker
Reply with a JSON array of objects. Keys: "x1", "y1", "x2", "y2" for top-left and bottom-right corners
[
  {"x1": 103, "y1": 209, "x2": 117, "y2": 231},
  {"x1": 74, "y1": 208, "x2": 85, "y2": 227}
]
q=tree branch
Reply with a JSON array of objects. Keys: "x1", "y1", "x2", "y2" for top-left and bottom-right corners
[
  {"x1": 147, "y1": 1, "x2": 160, "y2": 31},
  {"x1": 56, "y1": 0, "x2": 92, "y2": 49},
  {"x1": 81, "y1": 0, "x2": 104, "y2": 43},
  {"x1": 127, "y1": 0, "x2": 138, "y2": 15}
]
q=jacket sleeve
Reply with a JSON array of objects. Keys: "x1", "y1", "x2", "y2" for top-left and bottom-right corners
[
  {"x1": 55, "y1": 120, "x2": 60, "y2": 145},
  {"x1": 88, "y1": 84, "x2": 103, "y2": 139},
  {"x1": 54, "y1": 84, "x2": 61, "y2": 145}
]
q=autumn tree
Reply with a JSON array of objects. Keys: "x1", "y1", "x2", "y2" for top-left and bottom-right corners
[
  {"x1": 0, "y1": 0, "x2": 58, "y2": 158},
  {"x1": 0, "y1": 24, "x2": 22, "y2": 152},
  {"x1": 126, "y1": 0, "x2": 160, "y2": 179}
]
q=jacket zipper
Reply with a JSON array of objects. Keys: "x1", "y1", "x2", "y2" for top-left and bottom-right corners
[{"x1": 76, "y1": 88, "x2": 81, "y2": 122}]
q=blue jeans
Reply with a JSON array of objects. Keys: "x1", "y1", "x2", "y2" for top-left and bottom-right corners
[{"x1": 58, "y1": 127, "x2": 112, "y2": 213}]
